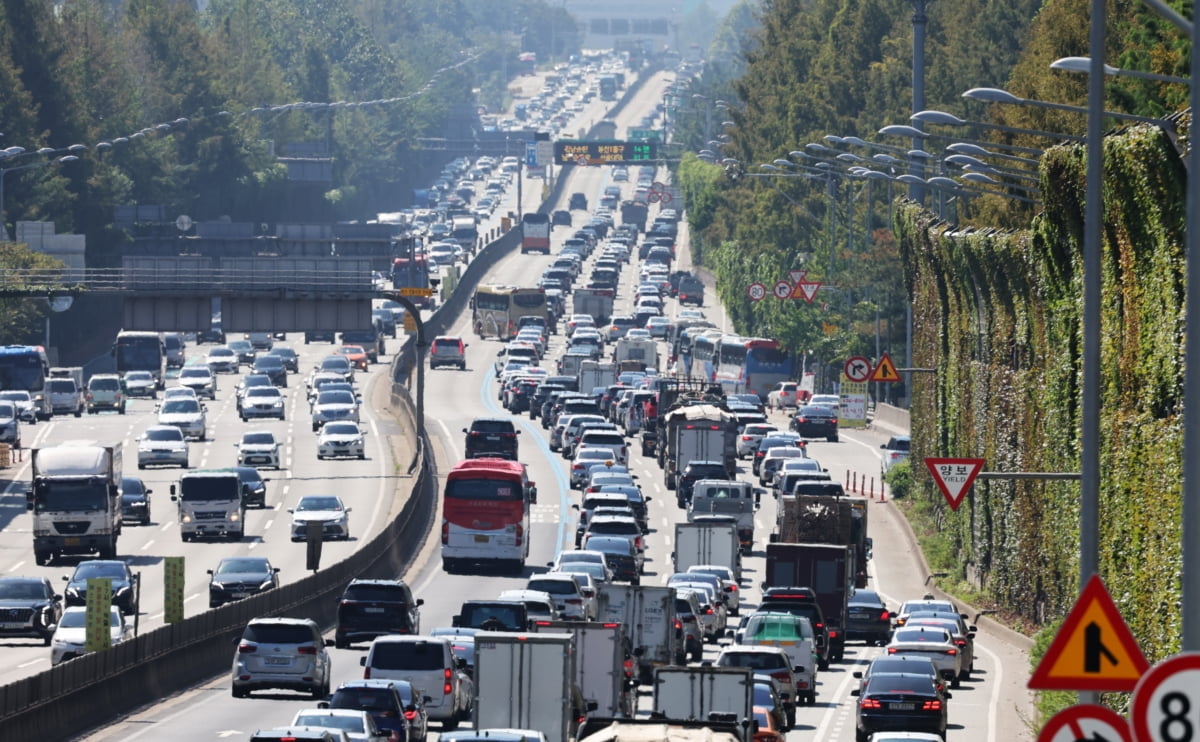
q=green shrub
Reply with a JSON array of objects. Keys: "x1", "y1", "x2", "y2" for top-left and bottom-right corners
[{"x1": 883, "y1": 459, "x2": 912, "y2": 498}]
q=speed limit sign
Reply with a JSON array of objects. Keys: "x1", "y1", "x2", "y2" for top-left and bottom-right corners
[
  {"x1": 1132, "y1": 652, "x2": 1200, "y2": 742},
  {"x1": 746, "y1": 282, "x2": 766, "y2": 302}
]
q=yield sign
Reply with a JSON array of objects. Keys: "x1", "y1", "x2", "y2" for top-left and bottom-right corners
[
  {"x1": 787, "y1": 269, "x2": 807, "y2": 284},
  {"x1": 923, "y1": 457, "x2": 985, "y2": 511},
  {"x1": 1029, "y1": 573, "x2": 1149, "y2": 692},
  {"x1": 791, "y1": 280, "x2": 821, "y2": 302}
]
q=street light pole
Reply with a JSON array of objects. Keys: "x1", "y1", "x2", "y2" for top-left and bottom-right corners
[{"x1": 908, "y1": 0, "x2": 931, "y2": 203}]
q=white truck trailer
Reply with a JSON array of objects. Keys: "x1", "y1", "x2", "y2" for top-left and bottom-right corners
[
  {"x1": 532, "y1": 619, "x2": 636, "y2": 717},
  {"x1": 473, "y1": 631, "x2": 583, "y2": 742},
  {"x1": 673, "y1": 522, "x2": 742, "y2": 580},
  {"x1": 595, "y1": 583, "x2": 679, "y2": 684}
]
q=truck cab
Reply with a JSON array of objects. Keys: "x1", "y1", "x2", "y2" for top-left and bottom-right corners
[{"x1": 170, "y1": 470, "x2": 246, "y2": 541}]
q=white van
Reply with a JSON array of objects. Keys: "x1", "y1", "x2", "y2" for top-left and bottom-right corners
[
  {"x1": 360, "y1": 636, "x2": 474, "y2": 728},
  {"x1": 163, "y1": 333, "x2": 185, "y2": 368}
]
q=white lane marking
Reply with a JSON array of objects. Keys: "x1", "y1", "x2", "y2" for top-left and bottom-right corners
[
  {"x1": 184, "y1": 593, "x2": 200, "y2": 603},
  {"x1": 140, "y1": 540, "x2": 154, "y2": 551},
  {"x1": 160, "y1": 522, "x2": 175, "y2": 532},
  {"x1": 17, "y1": 658, "x2": 45, "y2": 669},
  {"x1": 8, "y1": 561, "x2": 24, "y2": 573}
]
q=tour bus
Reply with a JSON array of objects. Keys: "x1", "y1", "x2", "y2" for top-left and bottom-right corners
[
  {"x1": 715, "y1": 336, "x2": 796, "y2": 399},
  {"x1": 687, "y1": 329, "x2": 724, "y2": 381},
  {"x1": 441, "y1": 459, "x2": 537, "y2": 574},
  {"x1": 472, "y1": 285, "x2": 549, "y2": 340},
  {"x1": 0, "y1": 345, "x2": 51, "y2": 419},
  {"x1": 112, "y1": 331, "x2": 166, "y2": 390}
]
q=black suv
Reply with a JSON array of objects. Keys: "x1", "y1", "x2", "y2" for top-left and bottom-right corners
[
  {"x1": 759, "y1": 587, "x2": 832, "y2": 669},
  {"x1": 335, "y1": 579, "x2": 423, "y2": 648},
  {"x1": 463, "y1": 417, "x2": 520, "y2": 459},
  {"x1": 675, "y1": 460, "x2": 731, "y2": 508},
  {"x1": 569, "y1": 192, "x2": 588, "y2": 210},
  {"x1": 0, "y1": 577, "x2": 61, "y2": 645}
]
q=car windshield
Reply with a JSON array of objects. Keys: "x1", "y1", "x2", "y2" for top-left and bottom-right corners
[
  {"x1": 74, "y1": 563, "x2": 125, "y2": 580},
  {"x1": 144, "y1": 428, "x2": 183, "y2": 442},
  {"x1": 318, "y1": 391, "x2": 355, "y2": 405},
  {"x1": 209, "y1": 348, "x2": 234, "y2": 358},
  {"x1": 59, "y1": 610, "x2": 119, "y2": 629},
  {"x1": 297, "y1": 497, "x2": 343, "y2": 511},
  {"x1": 292, "y1": 715, "x2": 363, "y2": 733},
  {"x1": 180, "y1": 369, "x2": 209, "y2": 379},
  {"x1": 0, "y1": 581, "x2": 45, "y2": 600},
  {"x1": 322, "y1": 358, "x2": 351, "y2": 371},
  {"x1": 217, "y1": 558, "x2": 270, "y2": 574},
  {"x1": 255, "y1": 357, "x2": 282, "y2": 368},
  {"x1": 720, "y1": 652, "x2": 787, "y2": 670},
  {"x1": 246, "y1": 388, "x2": 279, "y2": 398},
  {"x1": 242, "y1": 432, "x2": 275, "y2": 445},
  {"x1": 161, "y1": 399, "x2": 200, "y2": 414},
  {"x1": 125, "y1": 372, "x2": 153, "y2": 382},
  {"x1": 324, "y1": 423, "x2": 360, "y2": 436},
  {"x1": 330, "y1": 688, "x2": 398, "y2": 713}
]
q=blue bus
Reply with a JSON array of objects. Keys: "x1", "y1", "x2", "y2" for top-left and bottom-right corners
[
  {"x1": 0, "y1": 345, "x2": 51, "y2": 419},
  {"x1": 716, "y1": 337, "x2": 796, "y2": 399}
]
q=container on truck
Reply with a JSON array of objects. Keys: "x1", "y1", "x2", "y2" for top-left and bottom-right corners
[
  {"x1": 28, "y1": 441, "x2": 122, "y2": 564},
  {"x1": 619, "y1": 201, "x2": 648, "y2": 233},
  {"x1": 762, "y1": 542, "x2": 852, "y2": 662},
  {"x1": 688, "y1": 480, "x2": 755, "y2": 555},
  {"x1": 661, "y1": 404, "x2": 738, "y2": 490},
  {"x1": 450, "y1": 215, "x2": 479, "y2": 252},
  {"x1": 673, "y1": 522, "x2": 741, "y2": 580},
  {"x1": 573, "y1": 288, "x2": 615, "y2": 325},
  {"x1": 595, "y1": 583, "x2": 678, "y2": 684},
  {"x1": 169, "y1": 469, "x2": 246, "y2": 541},
  {"x1": 652, "y1": 666, "x2": 754, "y2": 741},
  {"x1": 532, "y1": 619, "x2": 636, "y2": 717},
  {"x1": 473, "y1": 631, "x2": 587, "y2": 742},
  {"x1": 776, "y1": 494, "x2": 869, "y2": 588},
  {"x1": 578, "y1": 360, "x2": 618, "y2": 396},
  {"x1": 613, "y1": 337, "x2": 657, "y2": 369}
]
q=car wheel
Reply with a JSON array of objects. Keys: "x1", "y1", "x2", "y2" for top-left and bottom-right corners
[
  {"x1": 786, "y1": 708, "x2": 796, "y2": 728},
  {"x1": 829, "y1": 435, "x2": 839, "y2": 442},
  {"x1": 232, "y1": 686, "x2": 248, "y2": 699},
  {"x1": 335, "y1": 636, "x2": 349, "y2": 649},
  {"x1": 317, "y1": 454, "x2": 324, "y2": 460},
  {"x1": 950, "y1": 675, "x2": 961, "y2": 689},
  {"x1": 357, "y1": 453, "x2": 366, "y2": 460}
]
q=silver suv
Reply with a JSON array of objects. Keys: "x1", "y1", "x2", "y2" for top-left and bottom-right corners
[
  {"x1": 231, "y1": 617, "x2": 333, "y2": 699},
  {"x1": 430, "y1": 336, "x2": 467, "y2": 370}
]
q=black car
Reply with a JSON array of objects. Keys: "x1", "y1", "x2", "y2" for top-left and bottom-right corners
[
  {"x1": 120, "y1": 476, "x2": 152, "y2": 525},
  {"x1": 266, "y1": 346, "x2": 300, "y2": 373},
  {"x1": 207, "y1": 556, "x2": 279, "y2": 608},
  {"x1": 675, "y1": 460, "x2": 731, "y2": 508},
  {"x1": 569, "y1": 192, "x2": 588, "y2": 210},
  {"x1": 507, "y1": 381, "x2": 538, "y2": 414},
  {"x1": 463, "y1": 417, "x2": 520, "y2": 460},
  {"x1": 529, "y1": 383, "x2": 566, "y2": 420},
  {"x1": 552, "y1": 209, "x2": 572, "y2": 226},
  {"x1": 252, "y1": 354, "x2": 288, "y2": 387},
  {"x1": 852, "y1": 673, "x2": 950, "y2": 741},
  {"x1": 791, "y1": 404, "x2": 840, "y2": 442},
  {"x1": 845, "y1": 588, "x2": 893, "y2": 646},
  {"x1": 0, "y1": 576, "x2": 62, "y2": 645},
  {"x1": 759, "y1": 588, "x2": 832, "y2": 668},
  {"x1": 753, "y1": 434, "x2": 804, "y2": 477},
  {"x1": 228, "y1": 465, "x2": 269, "y2": 508},
  {"x1": 304, "y1": 330, "x2": 336, "y2": 343},
  {"x1": 326, "y1": 679, "x2": 417, "y2": 742},
  {"x1": 335, "y1": 579, "x2": 424, "y2": 648},
  {"x1": 63, "y1": 560, "x2": 138, "y2": 615}
]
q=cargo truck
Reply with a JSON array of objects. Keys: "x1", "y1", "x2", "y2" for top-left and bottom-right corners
[
  {"x1": 572, "y1": 288, "x2": 615, "y2": 325},
  {"x1": 673, "y1": 522, "x2": 741, "y2": 580},
  {"x1": 619, "y1": 201, "x2": 648, "y2": 233},
  {"x1": 652, "y1": 666, "x2": 755, "y2": 741},
  {"x1": 532, "y1": 619, "x2": 636, "y2": 717},
  {"x1": 613, "y1": 337, "x2": 657, "y2": 369},
  {"x1": 28, "y1": 441, "x2": 122, "y2": 564},
  {"x1": 776, "y1": 494, "x2": 869, "y2": 588},
  {"x1": 578, "y1": 360, "x2": 618, "y2": 396},
  {"x1": 688, "y1": 480, "x2": 755, "y2": 554},
  {"x1": 578, "y1": 718, "x2": 744, "y2": 742},
  {"x1": 169, "y1": 469, "x2": 246, "y2": 541},
  {"x1": 763, "y1": 542, "x2": 852, "y2": 662},
  {"x1": 473, "y1": 631, "x2": 586, "y2": 742},
  {"x1": 595, "y1": 583, "x2": 678, "y2": 684},
  {"x1": 660, "y1": 404, "x2": 738, "y2": 490}
]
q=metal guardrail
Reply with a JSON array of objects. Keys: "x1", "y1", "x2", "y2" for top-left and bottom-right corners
[{"x1": 0, "y1": 268, "x2": 375, "y2": 295}]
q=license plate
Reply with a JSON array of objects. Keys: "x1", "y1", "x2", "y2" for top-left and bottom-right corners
[
  {"x1": 63, "y1": 537, "x2": 81, "y2": 546},
  {"x1": 230, "y1": 593, "x2": 248, "y2": 600},
  {"x1": 265, "y1": 656, "x2": 290, "y2": 666},
  {"x1": 0, "y1": 622, "x2": 25, "y2": 629},
  {"x1": 474, "y1": 534, "x2": 489, "y2": 543},
  {"x1": 891, "y1": 702, "x2": 915, "y2": 711},
  {"x1": 364, "y1": 607, "x2": 385, "y2": 613}
]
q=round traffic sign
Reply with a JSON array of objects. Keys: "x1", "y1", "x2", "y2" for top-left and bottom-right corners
[
  {"x1": 648, "y1": 192, "x2": 661, "y2": 204},
  {"x1": 658, "y1": 191, "x2": 673, "y2": 205},
  {"x1": 843, "y1": 356, "x2": 871, "y2": 382},
  {"x1": 1039, "y1": 704, "x2": 1131, "y2": 742},
  {"x1": 772, "y1": 280, "x2": 792, "y2": 300},
  {"x1": 746, "y1": 282, "x2": 766, "y2": 302},
  {"x1": 575, "y1": 155, "x2": 588, "y2": 166},
  {"x1": 1132, "y1": 652, "x2": 1200, "y2": 742}
]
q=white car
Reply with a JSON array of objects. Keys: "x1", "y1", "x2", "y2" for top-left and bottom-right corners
[
  {"x1": 289, "y1": 495, "x2": 352, "y2": 541},
  {"x1": 157, "y1": 397, "x2": 207, "y2": 441},
  {"x1": 177, "y1": 366, "x2": 217, "y2": 400},
  {"x1": 317, "y1": 421, "x2": 366, "y2": 460},
  {"x1": 137, "y1": 425, "x2": 189, "y2": 469},
  {"x1": 205, "y1": 346, "x2": 239, "y2": 373},
  {"x1": 162, "y1": 386, "x2": 198, "y2": 402},
  {"x1": 239, "y1": 386, "x2": 286, "y2": 421},
  {"x1": 0, "y1": 390, "x2": 36, "y2": 423},
  {"x1": 50, "y1": 606, "x2": 133, "y2": 666},
  {"x1": 122, "y1": 371, "x2": 158, "y2": 398},
  {"x1": 236, "y1": 430, "x2": 281, "y2": 469},
  {"x1": 289, "y1": 708, "x2": 387, "y2": 741},
  {"x1": 311, "y1": 389, "x2": 360, "y2": 431}
]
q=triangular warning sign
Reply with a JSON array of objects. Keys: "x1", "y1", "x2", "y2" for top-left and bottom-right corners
[
  {"x1": 870, "y1": 352, "x2": 901, "y2": 382},
  {"x1": 1028, "y1": 574, "x2": 1149, "y2": 692},
  {"x1": 791, "y1": 280, "x2": 821, "y2": 302},
  {"x1": 787, "y1": 269, "x2": 807, "y2": 284},
  {"x1": 923, "y1": 457, "x2": 985, "y2": 510}
]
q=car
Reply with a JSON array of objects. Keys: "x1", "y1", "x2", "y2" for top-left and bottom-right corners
[
  {"x1": 759, "y1": 588, "x2": 832, "y2": 668},
  {"x1": 50, "y1": 606, "x2": 133, "y2": 665},
  {"x1": 551, "y1": 209, "x2": 572, "y2": 226},
  {"x1": 326, "y1": 679, "x2": 424, "y2": 742},
  {"x1": 121, "y1": 371, "x2": 157, "y2": 399},
  {"x1": 852, "y1": 655, "x2": 943, "y2": 694},
  {"x1": 240, "y1": 386, "x2": 286, "y2": 421},
  {"x1": 236, "y1": 430, "x2": 282, "y2": 469},
  {"x1": 253, "y1": 354, "x2": 289, "y2": 387},
  {"x1": 157, "y1": 396, "x2": 207, "y2": 440},
  {"x1": 316, "y1": 355, "x2": 355, "y2": 383},
  {"x1": 463, "y1": 417, "x2": 520, "y2": 459},
  {"x1": 62, "y1": 559, "x2": 139, "y2": 615},
  {"x1": 885, "y1": 625, "x2": 963, "y2": 687},
  {"x1": 228, "y1": 464, "x2": 270, "y2": 509},
  {"x1": 0, "y1": 390, "x2": 35, "y2": 424},
  {"x1": 208, "y1": 556, "x2": 280, "y2": 608},
  {"x1": 759, "y1": 446, "x2": 810, "y2": 487},
  {"x1": 893, "y1": 598, "x2": 959, "y2": 629},
  {"x1": 228, "y1": 339, "x2": 258, "y2": 365},
  {"x1": 526, "y1": 572, "x2": 594, "y2": 620},
  {"x1": 0, "y1": 401, "x2": 19, "y2": 447},
  {"x1": 674, "y1": 591, "x2": 705, "y2": 662},
  {"x1": 752, "y1": 704, "x2": 786, "y2": 742},
  {"x1": 231, "y1": 617, "x2": 333, "y2": 699},
  {"x1": 688, "y1": 564, "x2": 740, "y2": 615},
  {"x1": 809, "y1": 393, "x2": 840, "y2": 409},
  {"x1": 497, "y1": 588, "x2": 562, "y2": 622},
  {"x1": 205, "y1": 346, "x2": 240, "y2": 374},
  {"x1": 335, "y1": 579, "x2": 423, "y2": 648},
  {"x1": 582, "y1": 535, "x2": 641, "y2": 584},
  {"x1": 570, "y1": 448, "x2": 619, "y2": 489},
  {"x1": 318, "y1": 421, "x2": 367, "y2": 460},
  {"x1": 289, "y1": 709, "x2": 388, "y2": 742},
  {"x1": 85, "y1": 374, "x2": 126, "y2": 414},
  {"x1": 137, "y1": 424, "x2": 189, "y2": 469},
  {"x1": 289, "y1": 495, "x2": 352, "y2": 541},
  {"x1": 676, "y1": 460, "x2": 731, "y2": 507},
  {"x1": 305, "y1": 329, "x2": 337, "y2": 344},
  {"x1": 569, "y1": 192, "x2": 588, "y2": 210},
  {"x1": 880, "y1": 435, "x2": 911, "y2": 474},
  {"x1": 267, "y1": 346, "x2": 300, "y2": 373},
  {"x1": 904, "y1": 611, "x2": 977, "y2": 680},
  {"x1": 312, "y1": 389, "x2": 361, "y2": 431},
  {"x1": 236, "y1": 373, "x2": 274, "y2": 410},
  {"x1": 846, "y1": 589, "x2": 894, "y2": 646},
  {"x1": 790, "y1": 404, "x2": 839, "y2": 442},
  {"x1": 337, "y1": 345, "x2": 371, "y2": 371},
  {"x1": 851, "y1": 673, "x2": 950, "y2": 741},
  {"x1": 177, "y1": 366, "x2": 218, "y2": 400},
  {"x1": 752, "y1": 433, "x2": 805, "y2": 477},
  {"x1": 737, "y1": 423, "x2": 779, "y2": 459},
  {"x1": 0, "y1": 576, "x2": 61, "y2": 645},
  {"x1": 767, "y1": 381, "x2": 803, "y2": 410},
  {"x1": 307, "y1": 371, "x2": 348, "y2": 401},
  {"x1": 358, "y1": 635, "x2": 474, "y2": 728},
  {"x1": 120, "y1": 476, "x2": 153, "y2": 525}
]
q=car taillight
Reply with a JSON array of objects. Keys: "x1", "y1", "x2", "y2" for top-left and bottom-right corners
[
  {"x1": 955, "y1": 639, "x2": 967, "y2": 647},
  {"x1": 403, "y1": 710, "x2": 417, "y2": 721},
  {"x1": 879, "y1": 610, "x2": 890, "y2": 620},
  {"x1": 729, "y1": 584, "x2": 738, "y2": 592},
  {"x1": 705, "y1": 607, "x2": 713, "y2": 615},
  {"x1": 444, "y1": 668, "x2": 453, "y2": 694},
  {"x1": 922, "y1": 700, "x2": 943, "y2": 711},
  {"x1": 860, "y1": 698, "x2": 882, "y2": 709},
  {"x1": 830, "y1": 417, "x2": 838, "y2": 424},
  {"x1": 363, "y1": 667, "x2": 372, "y2": 679},
  {"x1": 828, "y1": 630, "x2": 838, "y2": 639},
  {"x1": 887, "y1": 647, "x2": 898, "y2": 654},
  {"x1": 567, "y1": 598, "x2": 583, "y2": 605},
  {"x1": 516, "y1": 523, "x2": 524, "y2": 546},
  {"x1": 238, "y1": 643, "x2": 256, "y2": 653},
  {"x1": 945, "y1": 648, "x2": 958, "y2": 655},
  {"x1": 770, "y1": 671, "x2": 791, "y2": 682},
  {"x1": 441, "y1": 521, "x2": 449, "y2": 544},
  {"x1": 741, "y1": 435, "x2": 751, "y2": 440},
  {"x1": 298, "y1": 645, "x2": 317, "y2": 655}
]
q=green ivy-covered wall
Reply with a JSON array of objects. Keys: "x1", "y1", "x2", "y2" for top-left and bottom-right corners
[{"x1": 898, "y1": 123, "x2": 1187, "y2": 662}]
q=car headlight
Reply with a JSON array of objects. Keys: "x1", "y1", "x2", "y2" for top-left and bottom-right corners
[
  {"x1": 258, "y1": 579, "x2": 275, "y2": 590},
  {"x1": 229, "y1": 511, "x2": 240, "y2": 522},
  {"x1": 181, "y1": 514, "x2": 193, "y2": 523},
  {"x1": 273, "y1": 400, "x2": 283, "y2": 407},
  {"x1": 65, "y1": 587, "x2": 81, "y2": 598},
  {"x1": 210, "y1": 583, "x2": 227, "y2": 592},
  {"x1": 353, "y1": 438, "x2": 364, "y2": 446}
]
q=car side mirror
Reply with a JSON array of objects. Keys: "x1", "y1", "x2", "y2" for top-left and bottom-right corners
[
  {"x1": 852, "y1": 671, "x2": 864, "y2": 678},
  {"x1": 273, "y1": 568, "x2": 281, "y2": 574},
  {"x1": 206, "y1": 569, "x2": 214, "y2": 575},
  {"x1": 360, "y1": 656, "x2": 367, "y2": 666},
  {"x1": 849, "y1": 689, "x2": 860, "y2": 697},
  {"x1": 880, "y1": 443, "x2": 886, "y2": 449},
  {"x1": 457, "y1": 657, "x2": 467, "y2": 670},
  {"x1": 61, "y1": 576, "x2": 69, "y2": 582}
]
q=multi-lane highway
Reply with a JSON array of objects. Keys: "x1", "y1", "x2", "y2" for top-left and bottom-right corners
[{"x1": 62, "y1": 69, "x2": 1038, "y2": 741}]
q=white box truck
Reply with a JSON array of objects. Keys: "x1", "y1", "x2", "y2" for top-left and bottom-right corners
[
  {"x1": 28, "y1": 441, "x2": 122, "y2": 564},
  {"x1": 652, "y1": 666, "x2": 755, "y2": 735},
  {"x1": 532, "y1": 619, "x2": 635, "y2": 717},
  {"x1": 613, "y1": 336, "x2": 658, "y2": 369},
  {"x1": 169, "y1": 469, "x2": 246, "y2": 541},
  {"x1": 688, "y1": 480, "x2": 755, "y2": 555},
  {"x1": 473, "y1": 631, "x2": 582, "y2": 742},
  {"x1": 578, "y1": 360, "x2": 618, "y2": 396},
  {"x1": 595, "y1": 584, "x2": 678, "y2": 684},
  {"x1": 674, "y1": 522, "x2": 742, "y2": 580}
]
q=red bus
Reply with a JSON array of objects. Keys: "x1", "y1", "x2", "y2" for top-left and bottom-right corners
[
  {"x1": 441, "y1": 459, "x2": 538, "y2": 574},
  {"x1": 391, "y1": 255, "x2": 432, "y2": 308}
]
